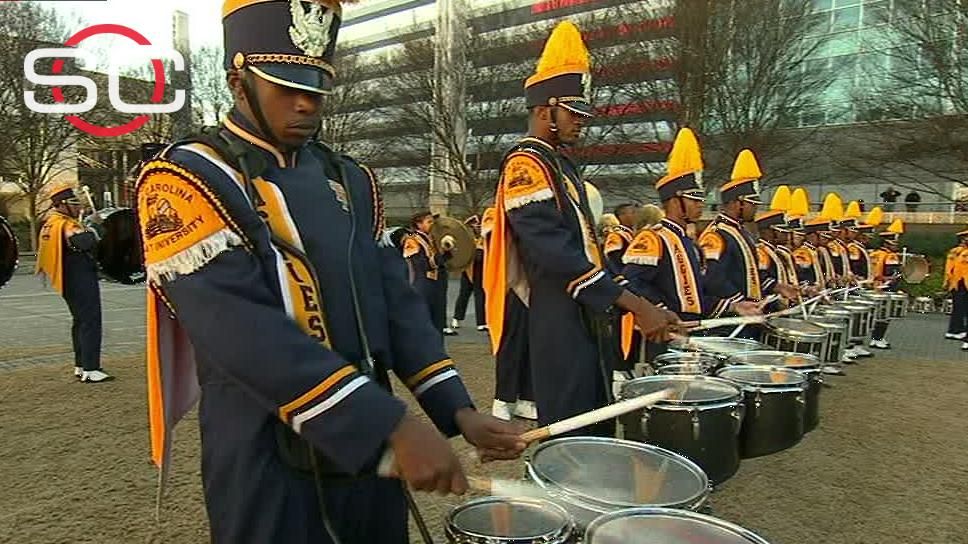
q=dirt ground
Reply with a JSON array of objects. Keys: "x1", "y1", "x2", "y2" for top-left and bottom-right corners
[{"x1": 1, "y1": 331, "x2": 967, "y2": 543}]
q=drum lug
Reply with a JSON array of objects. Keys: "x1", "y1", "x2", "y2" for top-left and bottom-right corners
[
  {"x1": 753, "y1": 390, "x2": 762, "y2": 416},
  {"x1": 731, "y1": 404, "x2": 745, "y2": 435},
  {"x1": 796, "y1": 391, "x2": 806, "y2": 415},
  {"x1": 641, "y1": 409, "x2": 650, "y2": 440},
  {"x1": 690, "y1": 408, "x2": 700, "y2": 441}
]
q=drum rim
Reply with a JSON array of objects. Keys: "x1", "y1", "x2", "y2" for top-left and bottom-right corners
[
  {"x1": 764, "y1": 318, "x2": 828, "y2": 339},
  {"x1": 446, "y1": 495, "x2": 575, "y2": 542},
  {"x1": 716, "y1": 364, "x2": 808, "y2": 388},
  {"x1": 726, "y1": 350, "x2": 821, "y2": 370},
  {"x1": 654, "y1": 363, "x2": 709, "y2": 375},
  {"x1": 526, "y1": 436, "x2": 710, "y2": 511},
  {"x1": 652, "y1": 351, "x2": 721, "y2": 367},
  {"x1": 674, "y1": 337, "x2": 767, "y2": 354},
  {"x1": 620, "y1": 375, "x2": 743, "y2": 405},
  {"x1": 584, "y1": 507, "x2": 772, "y2": 544}
]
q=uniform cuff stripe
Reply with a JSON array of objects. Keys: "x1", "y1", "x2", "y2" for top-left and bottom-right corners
[
  {"x1": 405, "y1": 359, "x2": 454, "y2": 389},
  {"x1": 413, "y1": 369, "x2": 459, "y2": 397},
  {"x1": 292, "y1": 376, "x2": 371, "y2": 434},
  {"x1": 571, "y1": 270, "x2": 605, "y2": 298},
  {"x1": 279, "y1": 365, "x2": 356, "y2": 422}
]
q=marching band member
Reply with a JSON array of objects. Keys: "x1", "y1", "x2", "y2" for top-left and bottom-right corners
[
  {"x1": 35, "y1": 184, "x2": 112, "y2": 383},
  {"x1": 135, "y1": 2, "x2": 524, "y2": 541},
  {"x1": 842, "y1": 201, "x2": 872, "y2": 283},
  {"x1": 820, "y1": 194, "x2": 852, "y2": 286},
  {"x1": 403, "y1": 212, "x2": 457, "y2": 336},
  {"x1": 792, "y1": 207, "x2": 829, "y2": 294},
  {"x1": 622, "y1": 128, "x2": 760, "y2": 361},
  {"x1": 944, "y1": 228, "x2": 968, "y2": 349},
  {"x1": 484, "y1": 21, "x2": 676, "y2": 438},
  {"x1": 869, "y1": 219, "x2": 905, "y2": 350},
  {"x1": 755, "y1": 185, "x2": 798, "y2": 303},
  {"x1": 452, "y1": 215, "x2": 487, "y2": 332},
  {"x1": 603, "y1": 203, "x2": 639, "y2": 274},
  {"x1": 484, "y1": 207, "x2": 537, "y2": 421}
]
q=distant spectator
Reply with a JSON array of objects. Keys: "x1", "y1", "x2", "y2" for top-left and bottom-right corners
[
  {"x1": 905, "y1": 191, "x2": 921, "y2": 212},
  {"x1": 880, "y1": 186, "x2": 901, "y2": 211},
  {"x1": 857, "y1": 199, "x2": 866, "y2": 212}
]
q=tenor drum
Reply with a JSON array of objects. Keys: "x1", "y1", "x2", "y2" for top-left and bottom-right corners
[
  {"x1": 88, "y1": 208, "x2": 145, "y2": 284},
  {"x1": 889, "y1": 293, "x2": 907, "y2": 319},
  {"x1": 726, "y1": 351, "x2": 822, "y2": 432},
  {"x1": 809, "y1": 316, "x2": 849, "y2": 364},
  {"x1": 526, "y1": 437, "x2": 710, "y2": 527},
  {"x1": 760, "y1": 318, "x2": 828, "y2": 360},
  {"x1": 0, "y1": 215, "x2": 17, "y2": 289},
  {"x1": 619, "y1": 376, "x2": 744, "y2": 484},
  {"x1": 651, "y1": 352, "x2": 720, "y2": 375},
  {"x1": 585, "y1": 508, "x2": 772, "y2": 544},
  {"x1": 655, "y1": 364, "x2": 711, "y2": 376},
  {"x1": 847, "y1": 299, "x2": 877, "y2": 330},
  {"x1": 446, "y1": 497, "x2": 577, "y2": 544},
  {"x1": 715, "y1": 366, "x2": 807, "y2": 458}
]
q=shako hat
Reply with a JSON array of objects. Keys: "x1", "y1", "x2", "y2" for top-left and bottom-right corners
[
  {"x1": 525, "y1": 21, "x2": 594, "y2": 117},
  {"x1": 655, "y1": 128, "x2": 705, "y2": 201}
]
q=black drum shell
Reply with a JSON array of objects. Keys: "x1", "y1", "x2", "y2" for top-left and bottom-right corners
[
  {"x1": 621, "y1": 401, "x2": 742, "y2": 485},
  {"x1": 735, "y1": 386, "x2": 806, "y2": 458},
  {"x1": 92, "y1": 208, "x2": 145, "y2": 284},
  {"x1": 0, "y1": 215, "x2": 17, "y2": 288}
]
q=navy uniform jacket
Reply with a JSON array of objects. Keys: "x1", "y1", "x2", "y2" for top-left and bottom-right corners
[
  {"x1": 826, "y1": 239, "x2": 851, "y2": 277},
  {"x1": 603, "y1": 225, "x2": 634, "y2": 275},
  {"x1": 496, "y1": 136, "x2": 622, "y2": 432},
  {"x1": 757, "y1": 239, "x2": 785, "y2": 294},
  {"x1": 402, "y1": 230, "x2": 447, "y2": 299},
  {"x1": 136, "y1": 111, "x2": 473, "y2": 543},
  {"x1": 871, "y1": 248, "x2": 902, "y2": 292},
  {"x1": 817, "y1": 244, "x2": 837, "y2": 282},
  {"x1": 622, "y1": 219, "x2": 735, "y2": 321},
  {"x1": 699, "y1": 214, "x2": 763, "y2": 301},
  {"x1": 775, "y1": 244, "x2": 798, "y2": 287},
  {"x1": 794, "y1": 242, "x2": 826, "y2": 288},
  {"x1": 848, "y1": 241, "x2": 871, "y2": 280}
]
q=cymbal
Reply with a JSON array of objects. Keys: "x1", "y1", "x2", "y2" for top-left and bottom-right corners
[{"x1": 431, "y1": 216, "x2": 476, "y2": 273}]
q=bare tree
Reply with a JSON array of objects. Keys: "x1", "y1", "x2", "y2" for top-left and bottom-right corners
[
  {"x1": 838, "y1": 0, "x2": 968, "y2": 199},
  {"x1": 0, "y1": 2, "x2": 90, "y2": 250},
  {"x1": 191, "y1": 45, "x2": 233, "y2": 128},
  {"x1": 318, "y1": 53, "x2": 386, "y2": 163}
]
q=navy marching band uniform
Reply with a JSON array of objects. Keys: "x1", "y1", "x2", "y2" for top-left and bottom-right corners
[
  {"x1": 35, "y1": 185, "x2": 110, "y2": 382},
  {"x1": 403, "y1": 222, "x2": 451, "y2": 333},
  {"x1": 603, "y1": 224, "x2": 634, "y2": 275},
  {"x1": 136, "y1": 2, "x2": 475, "y2": 542},
  {"x1": 453, "y1": 217, "x2": 487, "y2": 330},
  {"x1": 869, "y1": 220, "x2": 904, "y2": 348},
  {"x1": 485, "y1": 22, "x2": 621, "y2": 437}
]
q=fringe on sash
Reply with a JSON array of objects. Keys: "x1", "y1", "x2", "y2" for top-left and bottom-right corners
[{"x1": 147, "y1": 228, "x2": 243, "y2": 284}]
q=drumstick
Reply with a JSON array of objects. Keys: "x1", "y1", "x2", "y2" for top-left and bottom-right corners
[
  {"x1": 680, "y1": 315, "x2": 766, "y2": 331},
  {"x1": 519, "y1": 389, "x2": 676, "y2": 443},
  {"x1": 377, "y1": 452, "x2": 531, "y2": 495}
]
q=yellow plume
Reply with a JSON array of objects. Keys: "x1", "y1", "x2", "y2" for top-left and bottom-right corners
[
  {"x1": 887, "y1": 218, "x2": 904, "y2": 234},
  {"x1": 660, "y1": 127, "x2": 703, "y2": 184},
  {"x1": 844, "y1": 200, "x2": 862, "y2": 219},
  {"x1": 865, "y1": 206, "x2": 884, "y2": 227},
  {"x1": 526, "y1": 21, "x2": 591, "y2": 88},
  {"x1": 788, "y1": 188, "x2": 810, "y2": 218},
  {"x1": 820, "y1": 193, "x2": 843, "y2": 221},
  {"x1": 770, "y1": 185, "x2": 791, "y2": 212},
  {"x1": 730, "y1": 149, "x2": 762, "y2": 183}
]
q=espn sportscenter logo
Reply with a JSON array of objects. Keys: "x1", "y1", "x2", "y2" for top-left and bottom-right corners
[{"x1": 23, "y1": 24, "x2": 186, "y2": 138}]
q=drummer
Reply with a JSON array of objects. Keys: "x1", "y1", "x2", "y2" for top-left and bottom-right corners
[
  {"x1": 35, "y1": 184, "x2": 112, "y2": 383},
  {"x1": 603, "y1": 204, "x2": 639, "y2": 275},
  {"x1": 622, "y1": 128, "x2": 761, "y2": 361},
  {"x1": 792, "y1": 215, "x2": 829, "y2": 295},
  {"x1": 841, "y1": 201, "x2": 873, "y2": 285},
  {"x1": 755, "y1": 185, "x2": 799, "y2": 309},
  {"x1": 869, "y1": 219, "x2": 904, "y2": 350}
]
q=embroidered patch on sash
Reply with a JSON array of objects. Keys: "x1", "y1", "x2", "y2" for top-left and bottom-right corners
[
  {"x1": 402, "y1": 236, "x2": 420, "y2": 259},
  {"x1": 604, "y1": 232, "x2": 626, "y2": 254},
  {"x1": 138, "y1": 170, "x2": 235, "y2": 269},
  {"x1": 698, "y1": 231, "x2": 725, "y2": 260},
  {"x1": 623, "y1": 230, "x2": 662, "y2": 266},
  {"x1": 503, "y1": 153, "x2": 554, "y2": 210}
]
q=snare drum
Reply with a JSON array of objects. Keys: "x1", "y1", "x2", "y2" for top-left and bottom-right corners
[
  {"x1": 861, "y1": 293, "x2": 891, "y2": 321},
  {"x1": 726, "y1": 351, "x2": 822, "y2": 432},
  {"x1": 526, "y1": 437, "x2": 710, "y2": 527},
  {"x1": 715, "y1": 366, "x2": 807, "y2": 458},
  {"x1": 833, "y1": 303, "x2": 871, "y2": 343},
  {"x1": 446, "y1": 496, "x2": 576, "y2": 544},
  {"x1": 889, "y1": 293, "x2": 907, "y2": 319},
  {"x1": 655, "y1": 364, "x2": 710, "y2": 376},
  {"x1": 809, "y1": 316, "x2": 849, "y2": 364},
  {"x1": 585, "y1": 508, "x2": 772, "y2": 544},
  {"x1": 619, "y1": 376, "x2": 744, "y2": 484},
  {"x1": 670, "y1": 337, "x2": 766, "y2": 363},
  {"x1": 651, "y1": 352, "x2": 720, "y2": 375},
  {"x1": 760, "y1": 318, "x2": 828, "y2": 360}
]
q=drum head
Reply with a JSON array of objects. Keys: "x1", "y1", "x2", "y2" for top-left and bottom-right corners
[
  {"x1": 727, "y1": 350, "x2": 820, "y2": 370},
  {"x1": 527, "y1": 437, "x2": 708, "y2": 510},
  {"x1": 672, "y1": 337, "x2": 766, "y2": 356},
  {"x1": 655, "y1": 363, "x2": 708, "y2": 376},
  {"x1": 0, "y1": 216, "x2": 17, "y2": 288},
  {"x1": 717, "y1": 365, "x2": 806, "y2": 387},
  {"x1": 97, "y1": 208, "x2": 145, "y2": 284},
  {"x1": 585, "y1": 508, "x2": 771, "y2": 544},
  {"x1": 766, "y1": 318, "x2": 827, "y2": 339},
  {"x1": 621, "y1": 375, "x2": 742, "y2": 405},
  {"x1": 652, "y1": 352, "x2": 720, "y2": 368},
  {"x1": 447, "y1": 497, "x2": 573, "y2": 542}
]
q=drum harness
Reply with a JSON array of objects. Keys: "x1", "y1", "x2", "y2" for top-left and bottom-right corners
[{"x1": 176, "y1": 123, "x2": 437, "y2": 544}]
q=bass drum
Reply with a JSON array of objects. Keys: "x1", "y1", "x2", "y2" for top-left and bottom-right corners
[
  {"x1": 88, "y1": 208, "x2": 145, "y2": 284},
  {"x1": 0, "y1": 215, "x2": 18, "y2": 288}
]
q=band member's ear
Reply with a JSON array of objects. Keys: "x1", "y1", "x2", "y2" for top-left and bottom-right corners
[{"x1": 226, "y1": 69, "x2": 245, "y2": 103}]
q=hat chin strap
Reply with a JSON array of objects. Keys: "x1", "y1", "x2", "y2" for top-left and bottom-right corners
[{"x1": 241, "y1": 69, "x2": 281, "y2": 147}]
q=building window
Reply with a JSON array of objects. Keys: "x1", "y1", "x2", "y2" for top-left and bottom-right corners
[
  {"x1": 862, "y1": 0, "x2": 889, "y2": 26},
  {"x1": 811, "y1": 0, "x2": 834, "y2": 11},
  {"x1": 831, "y1": 6, "x2": 861, "y2": 32}
]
